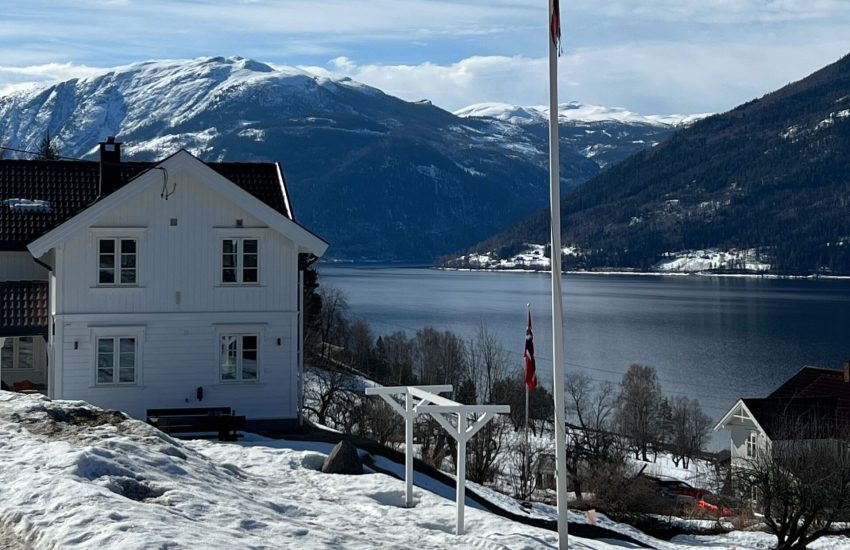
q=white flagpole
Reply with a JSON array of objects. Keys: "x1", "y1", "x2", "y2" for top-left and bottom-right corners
[
  {"x1": 525, "y1": 376, "x2": 530, "y2": 489},
  {"x1": 548, "y1": 1, "x2": 569, "y2": 548},
  {"x1": 525, "y1": 304, "x2": 531, "y2": 495}
]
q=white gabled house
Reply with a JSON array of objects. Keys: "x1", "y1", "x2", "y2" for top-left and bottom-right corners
[
  {"x1": 1, "y1": 139, "x2": 327, "y2": 431},
  {"x1": 715, "y1": 363, "x2": 850, "y2": 470}
]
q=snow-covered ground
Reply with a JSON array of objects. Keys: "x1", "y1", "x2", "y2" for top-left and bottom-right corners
[
  {"x1": 447, "y1": 244, "x2": 777, "y2": 276},
  {"x1": 455, "y1": 243, "x2": 580, "y2": 271},
  {"x1": 3, "y1": 392, "x2": 850, "y2": 549},
  {"x1": 656, "y1": 249, "x2": 771, "y2": 273}
]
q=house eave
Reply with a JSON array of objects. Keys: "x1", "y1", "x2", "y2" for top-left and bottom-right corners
[
  {"x1": 714, "y1": 398, "x2": 769, "y2": 439},
  {"x1": 27, "y1": 150, "x2": 329, "y2": 258}
]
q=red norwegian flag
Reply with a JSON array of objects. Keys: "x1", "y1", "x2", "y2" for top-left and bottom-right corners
[
  {"x1": 524, "y1": 311, "x2": 538, "y2": 390},
  {"x1": 550, "y1": 0, "x2": 562, "y2": 55}
]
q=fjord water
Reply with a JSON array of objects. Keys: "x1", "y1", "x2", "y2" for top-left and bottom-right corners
[{"x1": 319, "y1": 265, "x2": 850, "y2": 437}]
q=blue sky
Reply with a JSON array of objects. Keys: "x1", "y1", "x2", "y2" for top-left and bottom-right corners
[{"x1": 1, "y1": 0, "x2": 849, "y2": 114}]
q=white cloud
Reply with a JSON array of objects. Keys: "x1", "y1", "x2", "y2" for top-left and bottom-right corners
[
  {"x1": 572, "y1": 0, "x2": 850, "y2": 23},
  {"x1": 314, "y1": 41, "x2": 850, "y2": 114},
  {"x1": 0, "y1": 62, "x2": 106, "y2": 95}
]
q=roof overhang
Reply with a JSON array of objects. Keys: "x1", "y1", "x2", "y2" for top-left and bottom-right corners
[
  {"x1": 28, "y1": 150, "x2": 328, "y2": 259},
  {"x1": 713, "y1": 398, "x2": 768, "y2": 437}
]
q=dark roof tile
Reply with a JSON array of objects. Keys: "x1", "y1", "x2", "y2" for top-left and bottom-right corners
[
  {"x1": 0, "y1": 158, "x2": 292, "y2": 251},
  {"x1": 0, "y1": 281, "x2": 48, "y2": 336}
]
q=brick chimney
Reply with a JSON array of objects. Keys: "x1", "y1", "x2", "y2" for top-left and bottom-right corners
[
  {"x1": 98, "y1": 136, "x2": 122, "y2": 198},
  {"x1": 844, "y1": 361, "x2": 850, "y2": 383}
]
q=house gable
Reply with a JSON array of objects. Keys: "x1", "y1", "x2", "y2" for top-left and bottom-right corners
[{"x1": 27, "y1": 150, "x2": 327, "y2": 260}]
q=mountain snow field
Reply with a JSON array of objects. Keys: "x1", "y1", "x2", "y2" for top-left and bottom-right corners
[
  {"x1": 2, "y1": 392, "x2": 849, "y2": 549},
  {"x1": 454, "y1": 101, "x2": 709, "y2": 128}
]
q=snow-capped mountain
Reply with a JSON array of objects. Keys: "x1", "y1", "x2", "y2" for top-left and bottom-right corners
[
  {"x1": 454, "y1": 101, "x2": 708, "y2": 127},
  {"x1": 0, "y1": 56, "x2": 690, "y2": 261}
]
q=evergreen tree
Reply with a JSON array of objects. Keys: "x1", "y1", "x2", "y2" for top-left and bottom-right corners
[{"x1": 38, "y1": 132, "x2": 59, "y2": 160}]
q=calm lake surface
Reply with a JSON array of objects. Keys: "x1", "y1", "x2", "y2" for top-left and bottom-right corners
[{"x1": 319, "y1": 265, "x2": 850, "y2": 445}]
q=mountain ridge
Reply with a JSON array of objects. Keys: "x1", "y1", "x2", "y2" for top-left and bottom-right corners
[
  {"x1": 0, "y1": 55, "x2": 693, "y2": 261},
  {"x1": 445, "y1": 53, "x2": 850, "y2": 275}
]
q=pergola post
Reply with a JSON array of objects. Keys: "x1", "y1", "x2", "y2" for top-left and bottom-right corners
[
  {"x1": 405, "y1": 390, "x2": 414, "y2": 507},
  {"x1": 456, "y1": 412, "x2": 466, "y2": 535}
]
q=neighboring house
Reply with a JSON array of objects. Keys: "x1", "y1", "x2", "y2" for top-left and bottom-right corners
[
  {"x1": 534, "y1": 453, "x2": 556, "y2": 490},
  {"x1": 714, "y1": 362, "x2": 850, "y2": 470},
  {"x1": 0, "y1": 139, "x2": 327, "y2": 431}
]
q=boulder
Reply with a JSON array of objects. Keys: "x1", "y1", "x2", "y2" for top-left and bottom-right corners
[{"x1": 321, "y1": 440, "x2": 363, "y2": 475}]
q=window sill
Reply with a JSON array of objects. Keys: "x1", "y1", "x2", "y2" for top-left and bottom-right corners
[
  {"x1": 213, "y1": 381, "x2": 264, "y2": 387},
  {"x1": 90, "y1": 286, "x2": 145, "y2": 291},
  {"x1": 215, "y1": 284, "x2": 264, "y2": 288},
  {"x1": 90, "y1": 384, "x2": 145, "y2": 389}
]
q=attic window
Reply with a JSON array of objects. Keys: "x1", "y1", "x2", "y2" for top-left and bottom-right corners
[{"x1": 2, "y1": 199, "x2": 52, "y2": 213}]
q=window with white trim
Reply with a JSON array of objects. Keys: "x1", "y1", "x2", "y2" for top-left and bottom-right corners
[
  {"x1": 1, "y1": 337, "x2": 34, "y2": 370},
  {"x1": 96, "y1": 336, "x2": 137, "y2": 384},
  {"x1": 98, "y1": 238, "x2": 137, "y2": 285},
  {"x1": 220, "y1": 334, "x2": 258, "y2": 381},
  {"x1": 221, "y1": 238, "x2": 258, "y2": 284},
  {"x1": 746, "y1": 431, "x2": 759, "y2": 458}
]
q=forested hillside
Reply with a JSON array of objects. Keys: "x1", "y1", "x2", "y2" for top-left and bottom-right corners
[{"x1": 454, "y1": 53, "x2": 850, "y2": 275}]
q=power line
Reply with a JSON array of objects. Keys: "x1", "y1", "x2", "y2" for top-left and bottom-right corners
[{"x1": 0, "y1": 144, "x2": 88, "y2": 162}]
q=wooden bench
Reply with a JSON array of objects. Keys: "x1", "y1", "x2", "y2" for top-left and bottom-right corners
[{"x1": 146, "y1": 407, "x2": 246, "y2": 441}]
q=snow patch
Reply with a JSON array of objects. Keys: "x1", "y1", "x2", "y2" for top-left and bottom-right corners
[
  {"x1": 455, "y1": 101, "x2": 709, "y2": 128},
  {"x1": 656, "y1": 248, "x2": 771, "y2": 273},
  {"x1": 2, "y1": 198, "x2": 52, "y2": 213}
]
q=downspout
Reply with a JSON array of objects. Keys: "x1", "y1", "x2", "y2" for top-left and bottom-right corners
[{"x1": 297, "y1": 253, "x2": 319, "y2": 426}]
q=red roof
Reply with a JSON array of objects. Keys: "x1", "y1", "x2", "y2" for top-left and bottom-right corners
[{"x1": 0, "y1": 159, "x2": 292, "y2": 251}]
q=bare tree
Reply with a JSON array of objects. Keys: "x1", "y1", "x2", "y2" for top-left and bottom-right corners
[
  {"x1": 465, "y1": 324, "x2": 509, "y2": 404},
  {"x1": 565, "y1": 372, "x2": 619, "y2": 500},
  {"x1": 412, "y1": 327, "x2": 465, "y2": 387},
  {"x1": 668, "y1": 396, "x2": 713, "y2": 468},
  {"x1": 507, "y1": 436, "x2": 549, "y2": 500},
  {"x1": 317, "y1": 287, "x2": 349, "y2": 360},
  {"x1": 346, "y1": 319, "x2": 374, "y2": 374},
  {"x1": 354, "y1": 397, "x2": 401, "y2": 449},
  {"x1": 415, "y1": 415, "x2": 455, "y2": 470},
  {"x1": 303, "y1": 365, "x2": 353, "y2": 428},
  {"x1": 737, "y1": 417, "x2": 850, "y2": 550},
  {"x1": 461, "y1": 324, "x2": 511, "y2": 484},
  {"x1": 616, "y1": 364, "x2": 664, "y2": 461}
]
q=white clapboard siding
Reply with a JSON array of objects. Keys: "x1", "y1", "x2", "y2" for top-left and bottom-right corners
[
  {"x1": 57, "y1": 312, "x2": 298, "y2": 420},
  {"x1": 46, "y1": 158, "x2": 308, "y2": 423},
  {"x1": 0, "y1": 252, "x2": 49, "y2": 281},
  {"x1": 56, "y1": 168, "x2": 298, "y2": 315}
]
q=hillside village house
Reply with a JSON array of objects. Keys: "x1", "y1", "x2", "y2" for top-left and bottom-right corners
[
  {"x1": 714, "y1": 362, "x2": 850, "y2": 471},
  {"x1": 0, "y1": 139, "x2": 327, "y2": 431}
]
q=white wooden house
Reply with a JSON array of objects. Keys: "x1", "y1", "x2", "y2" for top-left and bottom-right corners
[
  {"x1": 1, "y1": 140, "x2": 327, "y2": 431},
  {"x1": 714, "y1": 363, "x2": 850, "y2": 469}
]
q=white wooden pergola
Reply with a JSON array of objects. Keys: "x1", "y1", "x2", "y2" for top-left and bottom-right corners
[{"x1": 364, "y1": 385, "x2": 509, "y2": 535}]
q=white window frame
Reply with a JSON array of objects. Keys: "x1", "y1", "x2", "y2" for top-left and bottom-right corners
[
  {"x1": 0, "y1": 337, "x2": 36, "y2": 370},
  {"x1": 221, "y1": 237, "x2": 260, "y2": 285},
  {"x1": 90, "y1": 327, "x2": 144, "y2": 387},
  {"x1": 746, "y1": 431, "x2": 759, "y2": 458},
  {"x1": 218, "y1": 333, "x2": 260, "y2": 383},
  {"x1": 97, "y1": 237, "x2": 138, "y2": 286}
]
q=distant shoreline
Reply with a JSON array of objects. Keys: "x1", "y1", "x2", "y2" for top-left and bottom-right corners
[
  {"x1": 434, "y1": 266, "x2": 850, "y2": 280},
  {"x1": 320, "y1": 261, "x2": 850, "y2": 280}
]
